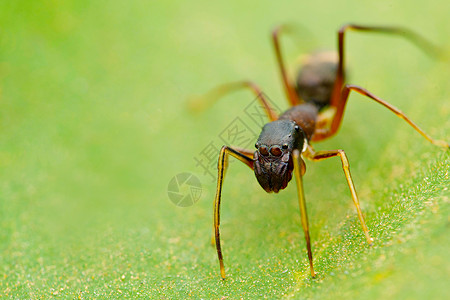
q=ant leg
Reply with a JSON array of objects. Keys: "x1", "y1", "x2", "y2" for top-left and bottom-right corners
[
  {"x1": 313, "y1": 84, "x2": 449, "y2": 148},
  {"x1": 214, "y1": 146, "x2": 254, "y2": 279},
  {"x1": 330, "y1": 24, "x2": 444, "y2": 108},
  {"x1": 292, "y1": 149, "x2": 316, "y2": 278},
  {"x1": 230, "y1": 146, "x2": 255, "y2": 160},
  {"x1": 304, "y1": 145, "x2": 374, "y2": 246},
  {"x1": 210, "y1": 146, "x2": 254, "y2": 246},
  {"x1": 189, "y1": 81, "x2": 278, "y2": 121},
  {"x1": 272, "y1": 25, "x2": 303, "y2": 106}
]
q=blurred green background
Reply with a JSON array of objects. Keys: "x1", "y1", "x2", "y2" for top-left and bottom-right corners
[{"x1": 0, "y1": 0, "x2": 449, "y2": 298}]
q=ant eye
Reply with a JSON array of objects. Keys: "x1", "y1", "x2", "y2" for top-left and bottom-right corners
[
  {"x1": 294, "y1": 125, "x2": 300, "y2": 131},
  {"x1": 259, "y1": 146, "x2": 269, "y2": 156},
  {"x1": 255, "y1": 143, "x2": 259, "y2": 149},
  {"x1": 282, "y1": 144, "x2": 288, "y2": 149},
  {"x1": 270, "y1": 146, "x2": 282, "y2": 156}
]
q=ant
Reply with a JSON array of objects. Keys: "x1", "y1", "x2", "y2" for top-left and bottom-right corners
[{"x1": 191, "y1": 24, "x2": 449, "y2": 279}]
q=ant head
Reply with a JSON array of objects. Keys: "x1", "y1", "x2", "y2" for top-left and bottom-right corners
[{"x1": 253, "y1": 120, "x2": 306, "y2": 193}]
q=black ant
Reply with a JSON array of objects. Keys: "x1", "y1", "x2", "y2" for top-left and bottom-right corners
[{"x1": 192, "y1": 24, "x2": 449, "y2": 279}]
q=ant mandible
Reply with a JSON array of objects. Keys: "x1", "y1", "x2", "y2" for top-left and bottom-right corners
[{"x1": 192, "y1": 24, "x2": 449, "y2": 279}]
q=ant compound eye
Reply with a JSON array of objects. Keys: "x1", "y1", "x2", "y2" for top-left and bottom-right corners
[
  {"x1": 255, "y1": 143, "x2": 259, "y2": 149},
  {"x1": 294, "y1": 125, "x2": 300, "y2": 131},
  {"x1": 282, "y1": 144, "x2": 288, "y2": 150},
  {"x1": 259, "y1": 145, "x2": 269, "y2": 156},
  {"x1": 270, "y1": 146, "x2": 282, "y2": 156}
]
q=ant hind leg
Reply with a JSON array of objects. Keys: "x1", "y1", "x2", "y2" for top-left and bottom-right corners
[
  {"x1": 272, "y1": 25, "x2": 304, "y2": 107},
  {"x1": 313, "y1": 84, "x2": 449, "y2": 148}
]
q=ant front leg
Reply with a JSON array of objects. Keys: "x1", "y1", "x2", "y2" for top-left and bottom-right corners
[
  {"x1": 292, "y1": 149, "x2": 316, "y2": 278},
  {"x1": 313, "y1": 84, "x2": 449, "y2": 148},
  {"x1": 304, "y1": 145, "x2": 374, "y2": 246},
  {"x1": 330, "y1": 24, "x2": 444, "y2": 108},
  {"x1": 214, "y1": 145, "x2": 254, "y2": 280}
]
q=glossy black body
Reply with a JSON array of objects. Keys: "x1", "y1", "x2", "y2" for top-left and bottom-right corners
[
  {"x1": 252, "y1": 51, "x2": 339, "y2": 193},
  {"x1": 253, "y1": 120, "x2": 305, "y2": 193},
  {"x1": 295, "y1": 51, "x2": 338, "y2": 111}
]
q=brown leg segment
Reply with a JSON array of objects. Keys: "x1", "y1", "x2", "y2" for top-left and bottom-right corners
[
  {"x1": 272, "y1": 25, "x2": 303, "y2": 106},
  {"x1": 304, "y1": 146, "x2": 374, "y2": 246},
  {"x1": 313, "y1": 84, "x2": 449, "y2": 148},
  {"x1": 330, "y1": 24, "x2": 444, "y2": 108},
  {"x1": 214, "y1": 146, "x2": 254, "y2": 279},
  {"x1": 292, "y1": 149, "x2": 316, "y2": 278},
  {"x1": 189, "y1": 81, "x2": 278, "y2": 121},
  {"x1": 231, "y1": 147, "x2": 256, "y2": 161}
]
